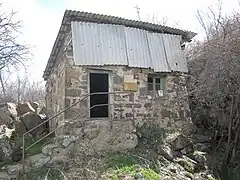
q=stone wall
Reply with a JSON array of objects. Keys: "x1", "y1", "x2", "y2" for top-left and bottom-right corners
[
  {"x1": 45, "y1": 41, "x2": 193, "y2": 151},
  {"x1": 45, "y1": 50, "x2": 68, "y2": 133},
  {"x1": 62, "y1": 62, "x2": 193, "y2": 150}
]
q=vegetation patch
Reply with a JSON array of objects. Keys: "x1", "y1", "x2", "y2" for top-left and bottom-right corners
[
  {"x1": 104, "y1": 152, "x2": 161, "y2": 180},
  {"x1": 136, "y1": 123, "x2": 168, "y2": 150}
]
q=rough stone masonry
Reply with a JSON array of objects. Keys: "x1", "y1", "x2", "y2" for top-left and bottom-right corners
[{"x1": 45, "y1": 38, "x2": 194, "y2": 152}]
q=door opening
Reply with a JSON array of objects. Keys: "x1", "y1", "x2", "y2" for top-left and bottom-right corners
[{"x1": 90, "y1": 73, "x2": 109, "y2": 118}]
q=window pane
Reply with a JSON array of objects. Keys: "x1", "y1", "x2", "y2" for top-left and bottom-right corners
[
  {"x1": 148, "y1": 83, "x2": 153, "y2": 91},
  {"x1": 148, "y1": 76, "x2": 153, "y2": 83},
  {"x1": 155, "y1": 84, "x2": 161, "y2": 90},
  {"x1": 155, "y1": 78, "x2": 161, "y2": 83}
]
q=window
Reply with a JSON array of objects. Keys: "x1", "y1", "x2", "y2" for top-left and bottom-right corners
[{"x1": 147, "y1": 75, "x2": 165, "y2": 96}]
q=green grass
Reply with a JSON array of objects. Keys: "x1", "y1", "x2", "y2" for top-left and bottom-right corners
[
  {"x1": 11, "y1": 133, "x2": 52, "y2": 159},
  {"x1": 104, "y1": 152, "x2": 161, "y2": 180}
]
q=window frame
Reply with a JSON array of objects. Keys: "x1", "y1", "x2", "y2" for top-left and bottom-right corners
[{"x1": 147, "y1": 75, "x2": 166, "y2": 97}]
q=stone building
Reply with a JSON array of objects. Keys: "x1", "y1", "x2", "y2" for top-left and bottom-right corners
[{"x1": 43, "y1": 10, "x2": 196, "y2": 151}]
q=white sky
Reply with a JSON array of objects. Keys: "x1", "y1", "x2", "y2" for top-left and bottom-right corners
[{"x1": 1, "y1": 0, "x2": 239, "y2": 82}]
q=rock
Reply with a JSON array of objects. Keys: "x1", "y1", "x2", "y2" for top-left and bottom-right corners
[
  {"x1": 0, "y1": 103, "x2": 18, "y2": 124},
  {"x1": 0, "y1": 125, "x2": 15, "y2": 139},
  {"x1": 42, "y1": 144, "x2": 58, "y2": 156},
  {"x1": 17, "y1": 102, "x2": 39, "y2": 116},
  {"x1": 0, "y1": 136, "x2": 12, "y2": 161},
  {"x1": 6, "y1": 164, "x2": 23, "y2": 179},
  {"x1": 26, "y1": 153, "x2": 50, "y2": 168},
  {"x1": 0, "y1": 172, "x2": 10, "y2": 180},
  {"x1": 158, "y1": 145, "x2": 174, "y2": 161},
  {"x1": 19, "y1": 112, "x2": 46, "y2": 136},
  {"x1": 56, "y1": 135, "x2": 79, "y2": 148},
  {"x1": 193, "y1": 134, "x2": 210, "y2": 143},
  {"x1": 135, "y1": 172, "x2": 143, "y2": 179},
  {"x1": 175, "y1": 156, "x2": 196, "y2": 173},
  {"x1": 169, "y1": 134, "x2": 193, "y2": 151},
  {"x1": 14, "y1": 120, "x2": 27, "y2": 136}
]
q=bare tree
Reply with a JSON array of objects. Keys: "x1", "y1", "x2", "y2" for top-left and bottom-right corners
[
  {"x1": 0, "y1": 4, "x2": 30, "y2": 97},
  {"x1": 187, "y1": 0, "x2": 240, "y2": 166},
  {"x1": 0, "y1": 75, "x2": 45, "y2": 103}
]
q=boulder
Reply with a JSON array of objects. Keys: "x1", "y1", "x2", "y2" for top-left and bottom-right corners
[
  {"x1": 169, "y1": 134, "x2": 193, "y2": 151},
  {"x1": 17, "y1": 102, "x2": 38, "y2": 116},
  {"x1": 0, "y1": 103, "x2": 18, "y2": 124},
  {"x1": 0, "y1": 136, "x2": 12, "y2": 162},
  {"x1": 14, "y1": 120, "x2": 27, "y2": 136},
  {"x1": 19, "y1": 112, "x2": 46, "y2": 136},
  {"x1": 55, "y1": 135, "x2": 79, "y2": 148}
]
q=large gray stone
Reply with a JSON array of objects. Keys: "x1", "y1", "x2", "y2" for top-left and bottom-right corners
[
  {"x1": 56, "y1": 135, "x2": 78, "y2": 148},
  {"x1": 17, "y1": 102, "x2": 38, "y2": 116},
  {"x1": 26, "y1": 154, "x2": 51, "y2": 168},
  {"x1": 19, "y1": 112, "x2": 46, "y2": 136},
  {"x1": 0, "y1": 103, "x2": 18, "y2": 124}
]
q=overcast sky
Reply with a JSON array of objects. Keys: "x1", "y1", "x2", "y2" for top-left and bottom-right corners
[{"x1": 1, "y1": 0, "x2": 239, "y2": 82}]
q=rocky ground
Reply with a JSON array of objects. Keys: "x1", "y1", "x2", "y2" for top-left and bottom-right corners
[
  {"x1": 0, "y1": 125, "x2": 218, "y2": 179},
  {"x1": 0, "y1": 102, "x2": 219, "y2": 179}
]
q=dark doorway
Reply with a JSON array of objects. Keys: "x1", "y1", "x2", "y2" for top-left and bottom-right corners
[{"x1": 90, "y1": 73, "x2": 109, "y2": 118}]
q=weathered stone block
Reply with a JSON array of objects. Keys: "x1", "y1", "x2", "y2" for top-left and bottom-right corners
[
  {"x1": 64, "y1": 108, "x2": 81, "y2": 119},
  {"x1": 114, "y1": 74, "x2": 123, "y2": 84},
  {"x1": 66, "y1": 89, "x2": 81, "y2": 97},
  {"x1": 65, "y1": 98, "x2": 71, "y2": 108},
  {"x1": 161, "y1": 109, "x2": 178, "y2": 118}
]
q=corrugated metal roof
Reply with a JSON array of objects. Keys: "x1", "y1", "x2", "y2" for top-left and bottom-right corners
[
  {"x1": 71, "y1": 22, "x2": 187, "y2": 72},
  {"x1": 43, "y1": 10, "x2": 196, "y2": 80},
  {"x1": 125, "y1": 27, "x2": 151, "y2": 68},
  {"x1": 147, "y1": 33, "x2": 170, "y2": 72},
  {"x1": 72, "y1": 22, "x2": 128, "y2": 66},
  {"x1": 162, "y1": 34, "x2": 188, "y2": 72}
]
